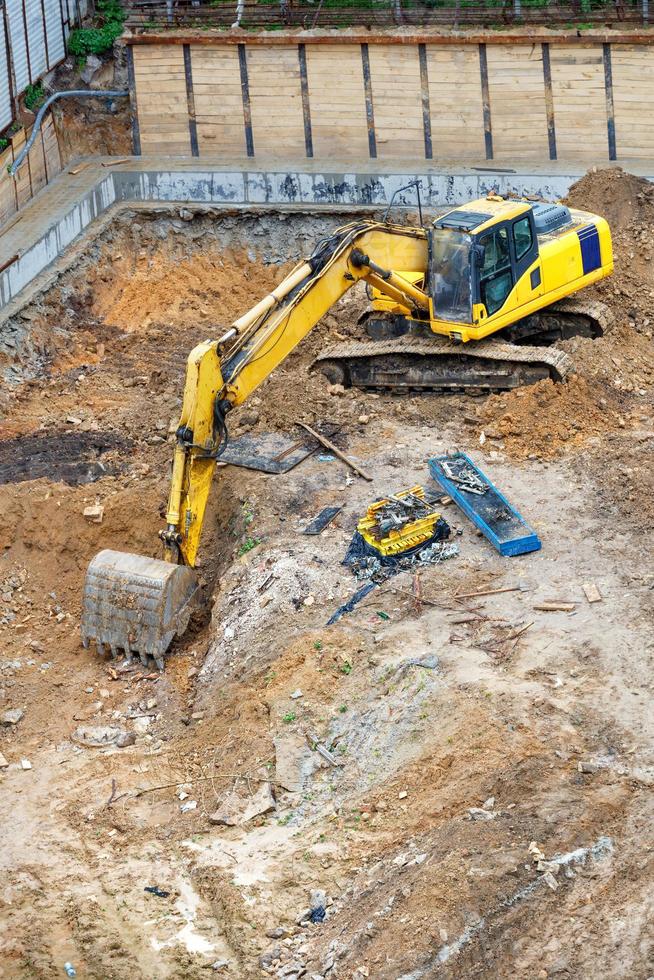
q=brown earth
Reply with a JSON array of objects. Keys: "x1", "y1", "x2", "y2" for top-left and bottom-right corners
[{"x1": 0, "y1": 170, "x2": 652, "y2": 979}]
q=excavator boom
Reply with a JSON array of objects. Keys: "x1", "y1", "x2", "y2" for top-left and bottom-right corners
[{"x1": 81, "y1": 221, "x2": 429, "y2": 666}]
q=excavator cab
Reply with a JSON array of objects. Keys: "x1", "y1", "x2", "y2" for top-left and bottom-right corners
[{"x1": 426, "y1": 198, "x2": 612, "y2": 343}]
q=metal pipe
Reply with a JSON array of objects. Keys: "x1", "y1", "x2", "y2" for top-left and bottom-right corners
[{"x1": 9, "y1": 89, "x2": 129, "y2": 177}]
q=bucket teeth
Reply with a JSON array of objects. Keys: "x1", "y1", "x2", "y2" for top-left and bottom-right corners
[{"x1": 81, "y1": 549, "x2": 199, "y2": 668}]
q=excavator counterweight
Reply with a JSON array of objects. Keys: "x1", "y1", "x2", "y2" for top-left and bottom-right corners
[{"x1": 81, "y1": 198, "x2": 613, "y2": 667}]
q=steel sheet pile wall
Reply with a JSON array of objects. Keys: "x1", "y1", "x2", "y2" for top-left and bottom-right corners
[
  {"x1": 0, "y1": 0, "x2": 90, "y2": 127},
  {"x1": 0, "y1": 15, "x2": 11, "y2": 130},
  {"x1": 128, "y1": 35, "x2": 654, "y2": 165}
]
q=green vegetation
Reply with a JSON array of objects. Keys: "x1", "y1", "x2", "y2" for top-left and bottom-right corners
[
  {"x1": 68, "y1": 0, "x2": 125, "y2": 57},
  {"x1": 24, "y1": 83, "x2": 45, "y2": 112},
  {"x1": 237, "y1": 535, "x2": 259, "y2": 556},
  {"x1": 282, "y1": 711, "x2": 296, "y2": 723},
  {"x1": 0, "y1": 138, "x2": 8, "y2": 152},
  {"x1": 340, "y1": 660, "x2": 352, "y2": 675}
]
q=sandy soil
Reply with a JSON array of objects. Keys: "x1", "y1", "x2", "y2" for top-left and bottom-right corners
[{"x1": 0, "y1": 170, "x2": 652, "y2": 980}]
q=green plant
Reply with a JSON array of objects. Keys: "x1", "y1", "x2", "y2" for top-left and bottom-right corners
[
  {"x1": 68, "y1": 0, "x2": 125, "y2": 57},
  {"x1": 0, "y1": 137, "x2": 8, "y2": 152},
  {"x1": 277, "y1": 813, "x2": 293, "y2": 826},
  {"x1": 237, "y1": 536, "x2": 259, "y2": 556},
  {"x1": 24, "y1": 83, "x2": 45, "y2": 112},
  {"x1": 338, "y1": 704, "x2": 348, "y2": 713},
  {"x1": 282, "y1": 711, "x2": 296, "y2": 724},
  {"x1": 313, "y1": 640, "x2": 323, "y2": 651},
  {"x1": 340, "y1": 660, "x2": 352, "y2": 676}
]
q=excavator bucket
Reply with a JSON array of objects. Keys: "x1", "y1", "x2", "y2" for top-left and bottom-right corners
[{"x1": 81, "y1": 550, "x2": 199, "y2": 670}]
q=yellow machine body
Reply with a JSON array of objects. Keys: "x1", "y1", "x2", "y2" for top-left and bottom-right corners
[
  {"x1": 357, "y1": 485, "x2": 442, "y2": 557},
  {"x1": 370, "y1": 270, "x2": 425, "y2": 315},
  {"x1": 425, "y1": 197, "x2": 613, "y2": 342}
]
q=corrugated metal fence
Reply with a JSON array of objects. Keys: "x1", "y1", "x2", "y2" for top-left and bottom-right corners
[{"x1": 0, "y1": 0, "x2": 90, "y2": 131}]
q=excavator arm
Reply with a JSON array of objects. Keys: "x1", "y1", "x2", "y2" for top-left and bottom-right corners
[
  {"x1": 163, "y1": 221, "x2": 429, "y2": 568},
  {"x1": 81, "y1": 220, "x2": 428, "y2": 666}
]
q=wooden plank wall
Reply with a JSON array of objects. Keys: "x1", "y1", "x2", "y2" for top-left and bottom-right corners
[
  {"x1": 131, "y1": 39, "x2": 654, "y2": 165},
  {"x1": 0, "y1": 114, "x2": 62, "y2": 229}
]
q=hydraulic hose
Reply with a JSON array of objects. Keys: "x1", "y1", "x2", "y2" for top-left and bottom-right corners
[{"x1": 8, "y1": 89, "x2": 129, "y2": 177}]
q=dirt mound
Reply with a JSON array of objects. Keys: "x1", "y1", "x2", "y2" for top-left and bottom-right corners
[
  {"x1": 92, "y1": 251, "x2": 290, "y2": 333},
  {"x1": 566, "y1": 167, "x2": 654, "y2": 339},
  {"x1": 564, "y1": 166, "x2": 654, "y2": 235},
  {"x1": 479, "y1": 375, "x2": 635, "y2": 460}
]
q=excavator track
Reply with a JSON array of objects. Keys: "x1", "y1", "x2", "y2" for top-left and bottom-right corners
[
  {"x1": 549, "y1": 297, "x2": 615, "y2": 336},
  {"x1": 506, "y1": 297, "x2": 615, "y2": 344},
  {"x1": 313, "y1": 336, "x2": 574, "y2": 393}
]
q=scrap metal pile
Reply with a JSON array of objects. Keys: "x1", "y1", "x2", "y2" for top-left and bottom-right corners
[
  {"x1": 439, "y1": 458, "x2": 489, "y2": 495},
  {"x1": 345, "y1": 484, "x2": 458, "y2": 585}
]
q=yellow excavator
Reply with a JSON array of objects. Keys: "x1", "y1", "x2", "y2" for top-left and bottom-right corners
[{"x1": 81, "y1": 194, "x2": 613, "y2": 667}]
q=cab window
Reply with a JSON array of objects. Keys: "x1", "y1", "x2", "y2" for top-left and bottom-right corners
[
  {"x1": 513, "y1": 216, "x2": 533, "y2": 261},
  {"x1": 479, "y1": 227, "x2": 512, "y2": 315}
]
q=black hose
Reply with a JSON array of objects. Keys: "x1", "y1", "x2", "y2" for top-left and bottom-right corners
[{"x1": 9, "y1": 89, "x2": 129, "y2": 177}]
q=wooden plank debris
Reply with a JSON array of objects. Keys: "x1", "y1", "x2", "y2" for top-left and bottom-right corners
[
  {"x1": 533, "y1": 601, "x2": 576, "y2": 612},
  {"x1": 296, "y1": 421, "x2": 372, "y2": 481},
  {"x1": 582, "y1": 581, "x2": 602, "y2": 603},
  {"x1": 454, "y1": 585, "x2": 523, "y2": 600}
]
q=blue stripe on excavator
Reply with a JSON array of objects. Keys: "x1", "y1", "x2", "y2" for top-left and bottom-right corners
[{"x1": 577, "y1": 225, "x2": 602, "y2": 275}]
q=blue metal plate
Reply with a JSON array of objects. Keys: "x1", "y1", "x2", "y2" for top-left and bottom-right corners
[{"x1": 428, "y1": 453, "x2": 541, "y2": 557}]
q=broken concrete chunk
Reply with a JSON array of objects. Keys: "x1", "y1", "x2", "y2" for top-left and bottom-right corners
[
  {"x1": 578, "y1": 760, "x2": 599, "y2": 774},
  {"x1": 1, "y1": 708, "x2": 24, "y2": 726},
  {"x1": 467, "y1": 807, "x2": 496, "y2": 821},
  {"x1": 80, "y1": 53, "x2": 102, "y2": 84},
  {"x1": 0, "y1": 752, "x2": 9, "y2": 768},
  {"x1": 20, "y1": 759, "x2": 32, "y2": 770},
  {"x1": 274, "y1": 734, "x2": 320, "y2": 793},
  {"x1": 209, "y1": 781, "x2": 276, "y2": 826},
  {"x1": 259, "y1": 946, "x2": 282, "y2": 969},
  {"x1": 71, "y1": 725, "x2": 136, "y2": 748},
  {"x1": 83, "y1": 503, "x2": 104, "y2": 524},
  {"x1": 310, "y1": 888, "x2": 327, "y2": 909}
]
